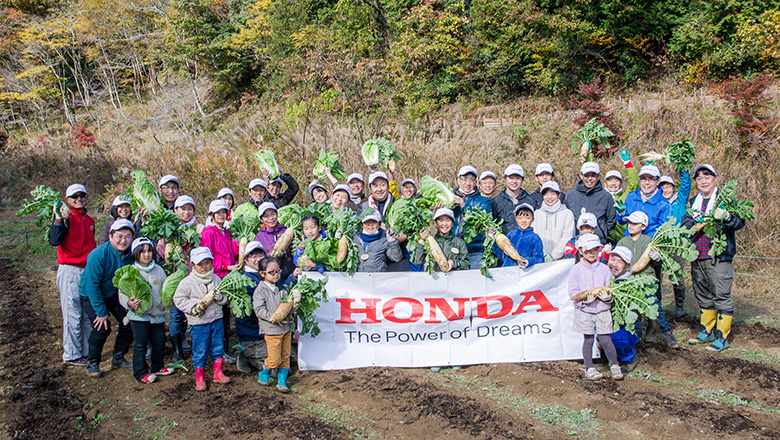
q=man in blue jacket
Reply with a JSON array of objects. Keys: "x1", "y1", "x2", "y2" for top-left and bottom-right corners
[
  {"x1": 79, "y1": 219, "x2": 134, "y2": 377},
  {"x1": 660, "y1": 171, "x2": 692, "y2": 317},
  {"x1": 452, "y1": 165, "x2": 492, "y2": 270},
  {"x1": 617, "y1": 165, "x2": 672, "y2": 237}
]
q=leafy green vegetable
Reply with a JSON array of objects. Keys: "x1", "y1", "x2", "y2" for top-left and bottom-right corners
[
  {"x1": 252, "y1": 150, "x2": 281, "y2": 178},
  {"x1": 386, "y1": 198, "x2": 432, "y2": 258},
  {"x1": 140, "y1": 209, "x2": 181, "y2": 242},
  {"x1": 361, "y1": 138, "x2": 402, "y2": 167},
  {"x1": 690, "y1": 179, "x2": 755, "y2": 258},
  {"x1": 649, "y1": 220, "x2": 698, "y2": 284},
  {"x1": 610, "y1": 274, "x2": 660, "y2": 334},
  {"x1": 572, "y1": 118, "x2": 614, "y2": 151},
  {"x1": 218, "y1": 270, "x2": 258, "y2": 319},
  {"x1": 128, "y1": 169, "x2": 163, "y2": 212},
  {"x1": 306, "y1": 202, "x2": 332, "y2": 222},
  {"x1": 113, "y1": 265, "x2": 153, "y2": 314},
  {"x1": 16, "y1": 185, "x2": 62, "y2": 228},
  {"x1": 324, "y1": 207, "x2": 361, "y2": 238},
  {"x1": 463, "y1": 207, "x2": 504, "y2": 277},
  {"x1": 293, "y1": 275, "x2": 329, "y2": 337},
  {"x1": 313, "y1": 149, "x2": 348, "y2": 181},
  {"x1": 663, "y1": 140, "x2": 697, "y2": 172},
  {"x1": 419, "y1": 175, "x2": 455, "y2": 206},
  {"x1": 164, "y1": 359, "x2": 188, "y2": 372},
  {"x1": 161, "y1": 268, "x2": 186, "y2": 308},
  {"x1": 229, "y1": 213, "x2": 261, "y2": 240},
  {"x1": 479, "y1": 235, "x2": 500, "y2": 278}
]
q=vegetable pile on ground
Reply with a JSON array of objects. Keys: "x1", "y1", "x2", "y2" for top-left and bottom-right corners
[
  {"x1": 113, "y1": 265, "x2": 153, "y2": 314},
  {"x1": 140, "y1": 209, "x2": 201, "y2": 272},
  {"x1": 689, "y1": 179, "x2": 755, "y2": 258},
  {"x1": 253, "y1": 150, "x2": 281, "y2": 178},
  {"x1": 293, "y1": 275, "x2": 329, "y2": 337},
  {"x1": 630, "y1": 220, "x2": 698, "y2": 284},
  {"x1": 573, "y1": 118, "x2": 615, "y2": 162},
  {"x1": 313, "y1": 149, "x2": 348, "y2": 181},
  {"x1": 571, "y1": 274, "x2": 659, "y2": 334},
  {"x1": 218, "y1": 270, "x2": 258, "y2": 318},
  {"x1": 16, "y1": 185, "x2": 66, "y2": 229},
  {"x1": 361, "y1": 138, "x2": 402, "y2": 168},
  {"x1": 418, "y1": 175, "x2": 455, "y2": 207},
  {"x1": 127, "y1": 169, "x2": 163, "y2": 212},
  {"x1": 161, "y1": 268, "x2": 186, "y2": 307},
  {"x1": 386, "y1": 198, "x2": 432, "y2": 260},
  {"x1": 640, "y1": 140, "x2": 696, "y2": 172},
  {"x1": 229, "y1": 214, "x2": 261, "y2": 266},
  {"x1": 463, "y1": 208, "x2": 521, "y2": 277}
]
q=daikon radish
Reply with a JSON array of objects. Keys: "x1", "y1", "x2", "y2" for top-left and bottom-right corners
[
  {"x1": 571, "y1": 286, "x2": 612, "y2": 302},
  {"x1": 425, "y1": 236, "x2": 450, "y2": 272},
  {"x1": 336, "y1": 236, "x2": 349, "y2": 264},
  {"x1": 271, "y1": 228, "x2": 295, "y2": 257}
]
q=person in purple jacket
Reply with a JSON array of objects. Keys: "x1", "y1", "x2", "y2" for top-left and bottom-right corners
[{"x1": 254, "y1": 202, "x2": 295, "y2": 281}]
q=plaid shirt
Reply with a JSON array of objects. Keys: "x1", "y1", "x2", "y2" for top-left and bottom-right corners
[{"x1": 692, "y1": 230, "x2": 713, "y2": 260}]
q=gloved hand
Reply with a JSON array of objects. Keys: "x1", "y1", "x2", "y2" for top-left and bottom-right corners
[
  {"x1": 595, "y1": 289, "x2": 613, "y2": 303},
  {"x1": 517, "y1": 257, "x2": 529, "y2": 269},
  {"x1": 602, "y1": 243, "x2": 613, "y2": 254},
  {"x1": 614, "y1": 200, "x2": 626, "y2": 215},
  {"x1": 193, "y1": 302, "x2": 206, "y2": 316},
  {"x1": 486, "y1": 228, "x2": 498, "y2": 239},
  {"x1": 649, "y1": 248, "x2": 661, "y2": 262},
  {"x1": 714, "y1": 207, "x2": 730, "y2": 221},
  {"x1": 619, "y1": 148, "x2": 631, "y2": 163},
  {"x1": 53, "y1": 201, "x2": 63, "y2": 220},
  {"x1": 292, "y1": 289, "x2": 301, "y2": 303},
  {"x1": 583, "y1": 291, "x2": 597, "y2": 304},
  {"x1": 387, "y1": 228, "x2": 397, "y2": 243},
  {"x1": 335, "y1": 230, "x2": 343, "y2": 240},
  {"x1": 544, "y1": 254, "x2": 553, "y2": 263}
]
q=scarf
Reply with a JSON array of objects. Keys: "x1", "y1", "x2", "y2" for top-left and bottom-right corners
[
  {"x1": 181, "y1": 217, "x2": 197, "y2": 228},
  {"x1": 134, "y1": 261, "x2": 155, "y2": 273},
  {"x1": 541, "y1": 199, "x2": 562, "y2": 213},
  {"x1": 641, "y1": 188, "x2": 658, "y2": 203},
  {"x1": 360, "y1": 229, "x2": 384, "y2": 251},
  {"x1": 367, "y1": 195, "x2": 388, "y2": 214},
  {"x1": 245, "y1": 266, "x2": 259, "y2": 274},
  {"x1": 691, "y1": 187, "x2": 719, "y2": 215},
  {"x1": 192, "y1": 269, "x2": 215, "y2": 285}
]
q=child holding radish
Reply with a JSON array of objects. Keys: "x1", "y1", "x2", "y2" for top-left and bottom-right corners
[
  {"x1": 118, "y1": 238, "x2": 173, "y2": 384},
  {"x1": 255, "y1": 202, "x2": 296, "y2": 280},
  {"x1": 293, "y1": 215, "x2": 327, "y2": 275},
  {"x1": 568, "y1": 233, "x2": 622, "y2": 381},
  {"x1": 491, "y1": 204, "x2": 544, "y2": 269},
  {"x1": 173, "y1": 247, "x2": 230, "y2": 391},
  {"x1": 354, "y1": 211, "x2": 403, "y2": 272},
  {"x1": 253, "y1": 256, "x2": 299, "y2": 393},
  {"x1": 412, "y1": 208, "x2": 469, "y2": 273}
]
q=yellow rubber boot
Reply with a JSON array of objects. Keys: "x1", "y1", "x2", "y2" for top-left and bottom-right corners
[
  {"x1": 706, "y1": 312, "x2": 733, "y2": 352},
  {"x1": 688, "y1": 309, "x2": 717, "y2": 344}
]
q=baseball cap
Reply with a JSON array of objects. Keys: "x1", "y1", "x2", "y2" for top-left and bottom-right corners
[
  {"x1": 626, "y1": 210, "x2": 649, "y2": 226},
  {"x1": 580, "y1": 162, "x2": 601, "y2": 175},
  {"x1": 110, "y1": 218, "x2": 135, "y2": 233},
  {"x1": 535, "y1": 163, "x2": 553, "y2": 175},
  {"x1": 513, "y1": 203, "x2": 535, "y2": 215},
  {"x1": 248, "y1": 178, "x2": 267, "y2": 190},
  {"x1": 433, "y1": 208, "x2": 455, "y2": 221},
  {"x1": 190, "y1": 247, "x2": 214, "y2": 265},
  {"x1": 174, "y1": 195, "x2": 195, "y2": 209},
  {"x1": 504, "y1": 164, "x2": 525, "y2": 178},
  {"x1": 112, "y1": 195, "x2": 131, "y2": 207},
  {"x1": 577, "y1": 212, "x2": 598, "y2": 228},
  {"x1": 131, "y1": 237, "x2": 153, "y2": 253},
  {"x1": 208, "y1": 199, "x2": 228, "y2": 215},
  {"x1": 217, "y1": 188, "x2": 234, "y2": 199},
  {"x1": 577, "y1": 233, "x2": 602, "y2": 251},
  {"x1": 158, "y1": 175, "x2": 180, "y2": 187},
  {"x1": 66, "y1": 184, "x2": 87, "y2": 198},
  {"x1": 347, "y1": 173, "x2": 364, "y2": 183},
  {"x1": 605, "y1": 170, "x2": 623, "y2": 181},
  {"x1": 368, "y1": 171, "x2": 389, "y2": 186},
  {"x1": 659, "y1": 175, "x2": 675, "y2": 186},
  {"x1": 540, "y1": 181, "x2": 560, "y2": 194},
  {"x1": 400, "y1": 178, "x2": 417, "y2": 188},
  {"x1": 308, "y1": 183, "x2": 326, "y2": 196},
  {"x1": 361, "y1": 211, "x2": 382, "y2": 223},
  {"x1": 332, "y1": 184, "x2": 351, "y2": 195},
  {"x1": 638, "y1": 165, "x2": 660, "y2": 178},
  {"x1": 458, "y1": 165, "x2": 478, "y2": 178},
  {"x1": 257, "y1": 201, "x2": 277, "y2": 218},
  {"x1": 611, "y1": 246, "x2": 633, "y2": 264},
  {"x1": 479, "y1": 171, "x2": 496, "y2": 181},
  {"x1": 244, "y1": 241, "x2": 265, "y2": 256},
  {"x1": 693, "y1": 164, "x2": 716, "y2": 178}
]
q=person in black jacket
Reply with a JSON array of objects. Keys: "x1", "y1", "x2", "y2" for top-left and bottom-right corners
[
  {"x1": 681, "y1": 164, "x2": 746, "y2": 352},
  {"x1": 263, "y1": 170, "x2": 299, "y2": 208},
  {"x1": 564, "y1": 162, "x2": 616, "y2": 243},
  {"x1": 490, "y1": 164, "x2": 539, "y2": 235}
]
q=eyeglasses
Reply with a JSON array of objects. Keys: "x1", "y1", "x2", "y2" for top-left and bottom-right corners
[
  {"x1": 70, "y1": 193, "x2": 87, "y2": 199},
  {"x1": 114, "y1": 234, "x2": 133, "y2": 242},
  {"x1": 263, "y1": 269, "x2": 282, "y2": 275}
]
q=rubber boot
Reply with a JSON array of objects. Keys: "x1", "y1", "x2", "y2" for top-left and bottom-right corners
[
  {"x1": 195, "y1": 367, "x2": 206, "y2": 391},
  {"x1": 643, "y1": 319, "x2": 663, "y2": 343},
  {"x1": 213, "y1": 358, "x2": 231, "y2": 384},
  {"x1": 86, "y1": 344, "x2": 103, "y2": 377},
  {"x1": 112, "y1": 351, "x2": 132, "y2": 370},
  {"x1": 258, "y1": 366, "x2": 271, "y2": 385},
  {"x1": 706, "y1": 311, "x2": 733, "y2": 352},
  {"x1": 276, "y1": 368, "x2": 289, "y2": 393},
  {"x1": 673, "y1": 282, "x2": 686, "y2": 318},
  {"x1": 171, "y1": 333, "x2": 184, "y2": 362},
  {"x1": 688, "y1": 309, "x2": 717, "y2": 344}
]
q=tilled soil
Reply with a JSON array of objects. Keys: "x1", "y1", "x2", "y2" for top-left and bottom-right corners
[{"x1": 2, "y1": 256, "x2": 780, "y2": 439}]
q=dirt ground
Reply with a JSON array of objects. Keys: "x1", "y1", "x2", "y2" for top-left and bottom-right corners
[{"x1": 2, "y1": 235, "x2": 780, "y2": 439}]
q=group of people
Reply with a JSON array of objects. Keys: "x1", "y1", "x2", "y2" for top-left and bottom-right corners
[{"x1": 48, "y1": 147, "x2": 745, "y2": 388}]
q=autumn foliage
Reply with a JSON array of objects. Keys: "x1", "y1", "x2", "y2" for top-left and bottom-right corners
[
  {"x1": 566, "y1": 76, "x2": 622, "y2": 157},
  {"x1": 712, "y1": 72, "x2": 777, "y2": 156}
]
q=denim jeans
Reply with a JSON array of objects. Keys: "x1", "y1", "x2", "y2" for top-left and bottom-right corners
[
  {"x1": 129, "y1": 320, "x2": 165, "y2": 381},
  {"x1": 81, "y1": 295, "x2": 133, "y2": 364},
  {"x1": 190, "y1": 319, "x2": 224, "y2": 369},
  {"x1": 168, "y1": 305, "x2": 187, "y2": 336},
  {"x1": 469, "y1": 252, "x2": 483, "y2": 271}
]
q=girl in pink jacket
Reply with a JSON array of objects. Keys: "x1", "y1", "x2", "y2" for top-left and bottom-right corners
[{"x1": 200, "y1": 200, "x2": 240, "y2": 278}]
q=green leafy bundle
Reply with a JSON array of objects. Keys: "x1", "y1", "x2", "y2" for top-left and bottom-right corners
[
  {"x1": 419, "y1": 175, "x2": 455, "y2": 206},
  {"x1": 161, "y1": 268, "x2": 186, "y2": 307},
  {"x1": 361, "y1": 138, "x2": 402, "y2": 167},
  {"x1": 128, "y1": 169, "x2": 163, "y2": 212},
  {"x1": 252, "y1": 150, "x2": 280, "y2": 178},
  {"x1": 218, "y1": 270, "x2": 258, "y2": 318},
  {"x1": 302, "y1": 236, "x2": 359, "y2": 275},
  {"x1": 324, "y1": 207, "x2": 361, "y2": 238},
  {"x1": 690, "y1": 179, "x2": 755, "y2": 258},
  {"x1": 228, "y1": 213, "x2": 261, "y2": 240},
  {"x1": 479, "y1": 235, "x2": 500, "y2": 278},
  {"x1": 16, "y1": 185, "x2": 62, "y2": 228},
  {"x1": 293, "y1": 275, "x2": 329, "y2": 337},
  {"x1": 663, "y1": 140, "x2": 696, "y2": 172},
  {"x1": 113, "y1": 265, "x2": 153, "y2": 314},
  {"x1": 386, "y1": 198, "x2": 432, "y2": 257},
  {"x1": 649, "y1": 220, "x2": 698, "y2": 284},
  {"x1": 464, "y1": 207, "x2": 504, "y2": 278},
  {"x1": 573, "y1": 118, "x2": 615, "y2": 148},
  {"x1": 306, "y1": 202, "x2": 333, "y2": 222},
  {"x1": 313, "y1": 149, "x2": 348, "y2": 181},
  {"x1": 610, "y1": 275, "x2": 659, "y2": 334},
  {"x1": 140, "y1": 209, "x2": 181, "y2": 242}
]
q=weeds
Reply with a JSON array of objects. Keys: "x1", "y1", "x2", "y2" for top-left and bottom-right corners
[
  {"x1": 698, "y1": 388, "x2": 780, "y2": 415},
  {"x1": 298, "y1": 392, "x2": 381, "y2": 439}
]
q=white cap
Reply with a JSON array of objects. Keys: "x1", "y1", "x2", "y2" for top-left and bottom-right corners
[
  {"x1": 577, "y1": 233, "x2": 602, "y2": 251},
  {"x1": 368, "y1": 171, "x2": 389, "y2": 186},
  {"x1": 362, "y1": 211, "x2": 382, "y2": 223},
  {"x1": 577, "y1": 212, "x2": 598, "y2": 228},
  {"x1": 190, "y1": 247, "x2": 213, "y2": 265},
  {"x1": 611, "y1": 246, "x2": 633, "y2": 264},
  {"x1": 513, "y1": 203, "x2": 535, "y2": 215},
  {"x1": 112, "y1": 195, "x2": 131, "y2": 207},
  {"x1": 248, "y1": 178, "x2": 267, "y2": 190},
  {"x1": 580, "y1": 162, "x2": 601, "y2": 175},
  {"x1": 308, "y1": 183, "x2": 326, "y2": 196},
  {"x1": 433, "y1": 208, "x2": 455, "y2": 221},
  {"x1": 638, "y1": 165, "x2": 660, "y2": 178},
  {"x1": 110, "y1": 218, "x2": 135, "y2": 233},
  {"x1": 540, "y1": 181, "x2": 560, "y2": 194},
  {"x1": 693, "y1": 164, "x2": 716, "y2": 177},
  {"x1": 131, "y1": 237, "x2": 153, "y2": 253},
  {"x1": 66, "y1": 184, "x2": 87, "y2": 198},
  {"x1": 400, "y1": 178, "x2": 417, "y2": 188},
  {"x1": 458, "y1": 165, "x2": 478, "y2": 178},
  {"x1": 217, "y1": 188, "x2": 234, "y2": 199},
  {"x1": 257, "y1": 201, "x2": 277, "y2": 218},
  {"x1": 158, "y1": 175, "x2": 180, "y2": 187},
  {"x1": 659, "y1": 175, "x2": 675, "y2": 186},
  {"x1": 332, "y1": 184, "x2": 351, "y2": 195},
  {"x1": 626, "y1": 210, "x2": 649, "y2": 226},
  {"x1": 174, "y1": 195, "x2": 195, "y2": 209},
  {"x1": 605, "y1": 170, "x2": 623, "y2": 181},
  {"x1": 347, "y1": 173, "x2": 364, "y2": 183},
  {"x1": 535, "y1": 163, "x2": 553, "y2": 175},
  {"x1": 208, "y1": 199, "x2": 229, "y2": 215},
  {"x1": 504, "y1": 164, "x2": 525, "y2": 178},
  {"x1": 479, "y1": 171, "x2": 496, "y2": 181},
  {"x1": 269, "y1": 177, "x2": 283, "y2": 186},
  {"x1": 244, "y1": 241, "x2": 265, "y2": 256}
]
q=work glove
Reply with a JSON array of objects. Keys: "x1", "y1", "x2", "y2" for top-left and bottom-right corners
[
  {"x1": 619, "y1": 148, "x2": 631, "y2": 163},
  {"x1": 193, "y1": 302, "x2": 207, "y2": 316},
  {"x1": 486, "y1": 228, "x2": 498, "y2": 240},
  {"x1": 292, "y1": 289, "x2": 301, "y2": 303},
  {"x1": 714, "y1": 207, "x2": 730, "y2": 221},
  {"x1": 335, "y1": 230, "x2": 343, "y2": 240},
  {"x1": 387, "y1": 228, "x2": 398, "y2": 243},
  {"x1": 602, "y1": 244, "x2": 613, "y2": 254},
  {"x1": 583, "y1": 291, "x2": 597, "y2": 304},
  {"x1": 544, "y1": 254, "x2": 553, "y2": 263},
  {"x1": 649, "y1": 248, "x2": 661, "y2": 262},
  {"x1": 53, "y1": 201, "x2": 63, "y2": 220},
  {"x1": 595, "y1": 289, "x2": 613, "y2": 303},
  {"x1": 614, "y1": 200, "x2": 626, "y2": 215},
  {"x1": 517, "y1": 257, "x2": 529, "y2": 269}
]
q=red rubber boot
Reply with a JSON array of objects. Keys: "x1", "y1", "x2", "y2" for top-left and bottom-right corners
[{"x1": 213, "y1": 358, "x2": 231, "y2": 384}]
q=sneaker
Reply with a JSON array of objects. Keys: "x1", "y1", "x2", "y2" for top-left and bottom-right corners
[
  {"x1": 663, "y1": 331, "x2": 680, "y2": 349},
  {"x1": 610, "y1": 364, "x2": 624, "y2": 380},
  {"x1": 430, "y1": 366, "x2": 441, "y2": 372},
  {"x1": 451, "y1": 366, "x2": 462, "y2": 371},
  {"x1": 112, "y1": 358, "x2": 133, "y2": 370},
  {"x1": 86, "y1": 363, "x2": 103, "y2": 378},
  {"x1": 140, "y1": 373, "x2": 156, "y2": 384},
  {"x1": 64, "y1": 357, "x2": 88, "y2": 367},
  {"x1": 584, "y1": 368, "x2": 603, "y2": 380},
  {"x1": 154, "y1": 367, "x2": 173, "y2": 376},
  {"x1": 223, "y1": 352, "x2": 236, "y2": 364}
]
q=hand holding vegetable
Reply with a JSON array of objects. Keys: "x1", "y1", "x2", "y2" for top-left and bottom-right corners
[
  {"x1": 640, "y1": 152, "x2": 665, "y2": 163},
  {"x1": 128, "y1": 298, "x2": 142, "y2": 310},
  {"x1": 713, "y1": 207, "x2": 730, "y2": 221},
  {"x1": 649, "y1": 248, "x2": 661, "y2": 262},
  {"x1": 293, "y1": 289, "x2": 301, "y2": 303}
]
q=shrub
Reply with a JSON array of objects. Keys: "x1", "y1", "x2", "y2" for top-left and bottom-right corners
[
  {"x1": 566, "y1": 76, "x2": 622, "y2": 157},
  {"x1": 712, "y1": 72, "x2": 777, "y2": 156},
  {"x1": 68, "y1": 124, "x2": 96, "y2": 150}
]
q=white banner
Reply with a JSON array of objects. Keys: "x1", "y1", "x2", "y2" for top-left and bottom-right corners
[{"x1": 299, "y1": 259, "x2": 593, "y2": 370}]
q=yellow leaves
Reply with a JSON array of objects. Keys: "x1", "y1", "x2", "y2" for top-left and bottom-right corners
[
  {"x1": 15, "y1": 65, "x2": 50, "y2": 80},
  {"x1": 624, "y1": 35, "x2": 650, "y2": 54},
  {"x1": 736, "y1": 10, "x2": 780, "y2": 64},
  {"x1": 230, "y1": 0, "x2": 273, "y2": 49}
]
